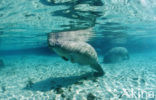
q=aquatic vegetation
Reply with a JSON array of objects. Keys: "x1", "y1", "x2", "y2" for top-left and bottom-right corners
[{"x1": 104, "y1": 47, "x2": 129, "y2": 63}]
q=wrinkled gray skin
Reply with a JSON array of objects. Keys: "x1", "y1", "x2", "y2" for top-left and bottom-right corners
[
  {"x1": 104, "y1": 47, "x2": 129, "y2": 63},
  {"x1": 48, "y1": 32, "x2": 104, "y2": 77}
]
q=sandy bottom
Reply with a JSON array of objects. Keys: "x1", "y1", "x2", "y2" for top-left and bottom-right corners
[{"x1": 0, "y1": 53, "x2": 156, "y2": 100}]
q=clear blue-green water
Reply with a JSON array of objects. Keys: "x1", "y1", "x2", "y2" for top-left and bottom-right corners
[{"x1": 0, "y1": 0, "x2": 156, "y2": 99}]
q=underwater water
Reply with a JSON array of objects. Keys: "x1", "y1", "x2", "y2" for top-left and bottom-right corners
[{"x1": 0, "y1": 0, "x2": 156, "y2": 99}]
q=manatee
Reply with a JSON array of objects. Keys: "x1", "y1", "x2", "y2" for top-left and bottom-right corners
[
  {"x1": 104, "y1": 47, "x2": 129, "y2": 63},
  {"x1": 48, "y1": 32, "x2": 104, "y2": 77}
]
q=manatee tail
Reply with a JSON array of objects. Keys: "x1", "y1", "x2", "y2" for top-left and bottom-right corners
[{"x1": 90, "y1": 63, "x2": 105, "y2": 77}]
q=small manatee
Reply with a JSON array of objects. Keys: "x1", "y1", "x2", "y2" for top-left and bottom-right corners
[{"x1": 104, "y1": 47, "x2": 129, "y2": 63}]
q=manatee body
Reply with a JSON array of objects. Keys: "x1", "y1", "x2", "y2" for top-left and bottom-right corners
[
  {"x1": 48, "y1": 34, "x2": 104, "y2": 77},
  {"x1": 104, "y1": 47, "x2": 129, "y2": 63}
]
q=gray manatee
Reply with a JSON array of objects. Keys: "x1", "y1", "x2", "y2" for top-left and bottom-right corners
[
  {"x1": 48, "y1": 32, "x2": 104, "y2": 77},
  {"x1": 104, "y1": 47, "x2": 129, "y2": 63}
]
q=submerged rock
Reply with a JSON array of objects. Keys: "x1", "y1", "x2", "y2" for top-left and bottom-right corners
[{"x1": 104, "y1": 47, "x2": 129, "y2": 63}]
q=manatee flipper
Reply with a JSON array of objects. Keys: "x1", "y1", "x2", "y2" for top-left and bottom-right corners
[
  {"x1": 90, "y1": 63, "x2": 104, "y2": 77},
  {"x1": 62, "y1": 56, "x2": 69, "y2": 61}
]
